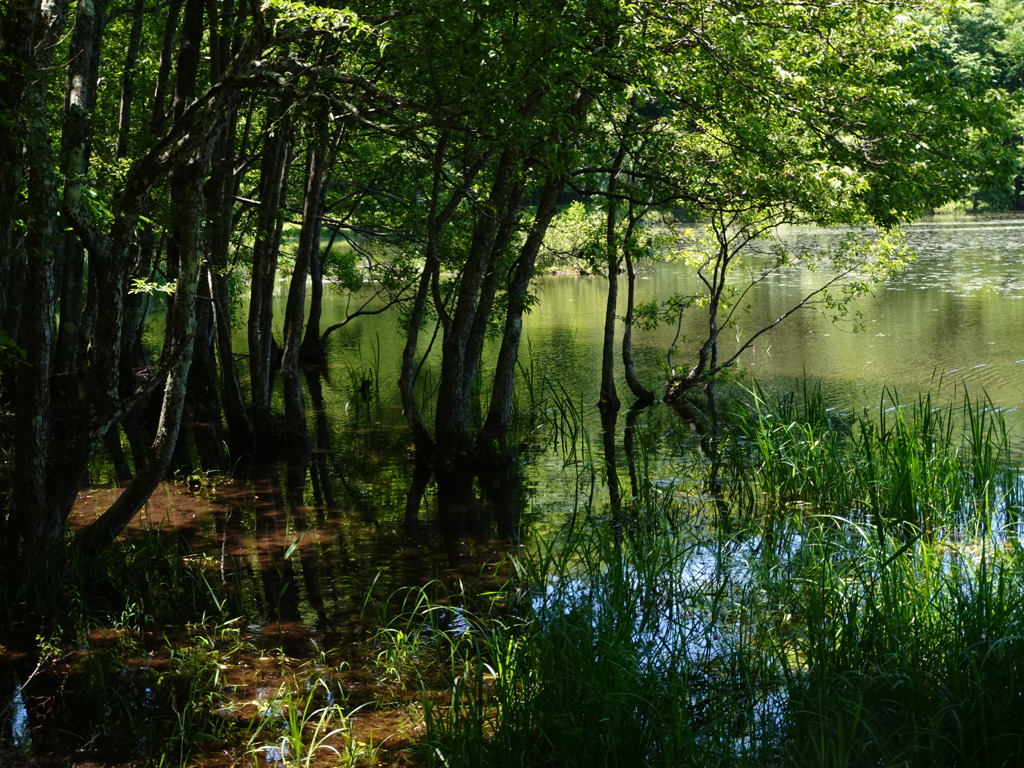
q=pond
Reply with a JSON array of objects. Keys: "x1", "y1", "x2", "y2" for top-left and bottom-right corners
[
  {"x1": 309, "y1": 212, "x2": 1024, "y2": 524},
  {"x1": 324, "y1": 212, "x2": 1024, "y2": 430},
  {"x1": 198, "y1": 211, "x2": 1024, "y2": 615},
  {"x1": 100, "y1": 211, "x2": 1001, "y2": 624},
  {"x1": 7, "y1": 213, "x2": 1024, "y2": 766}
]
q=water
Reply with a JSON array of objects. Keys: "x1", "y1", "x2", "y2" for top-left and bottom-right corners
[
  {"x1": 73, "y1": 212, "x2": 1024, "y2": 619},
  {"x1": 517, "y1": 214, "x2": 1024, "y2": 416},
  {"x1": 293, "y1": 213, "x2": 1024, "y2": 538},
  {"x1": 9, "y1": 213, "x2": 1024, "y2": 764},
  {"x1": 313, "y1": 214, "x2": 1023, "y2": 443}
]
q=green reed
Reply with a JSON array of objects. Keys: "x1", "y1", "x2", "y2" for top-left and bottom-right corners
[
  {"x1": 368, "y1": 383, "x2": 1024, "y2": 768},
  {"x1": 728, "y1": 386, "x2": 1023, "y2": 533},
  {"x1": 246, "y1": 678, "x2": 376, "y2": 768},
  {"x1": 784, "y1": 527, "x2": 1024, "y2": 767},
  {"x1": 543, "y1": 378, "x2": 592, "y2": 467}
]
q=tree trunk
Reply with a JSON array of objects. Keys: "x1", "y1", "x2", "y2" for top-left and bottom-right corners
[
  {"x1": 0, "y1": 2, "x2": 42, "y2": 347},
  {"x1": 621, "y1": 211, "x2": 656, "y2": 406},
  {"x1": 399, "y1": 134, "x2": 489, "y2": 456},
  {"x1": 480, "y1": 176, "x2": 563, "y2": 450},
  {"x1": 599, "y1": 143, "x2": 628, "y2": 411},
  {"x1": 300, "y1": 127, "x2": 344, "y2": 367},
  {"x1": 188, "y1": 273, "x2": 227, "y2": 471},
  {"x1": 7, "y1": 0, "x2": 70, "y2": 590},
  {"x1": 281, "y1": 144, "x2": 327, "y2": 507},
  {"x1": 204, "y1": 101, "x2": 254, "y2": 455},
  {"x1": 115, "y1": 0, "x2": 144, "y2": 158},
  {"x1": 299, "y1": 223, "x2": 332, "y2": 367},
  {"x1": 55, "y1": 0, "x2": 109, "y2": 377},
  {"x1": 149, "y1": 0, "x2": 183, "y2": 134},
  {"x1": 434, "y1": 147, "x2": 520, "y2": 462},
  {"x1": 247, "y1": 112, "x2": 291, "y2": 445}
]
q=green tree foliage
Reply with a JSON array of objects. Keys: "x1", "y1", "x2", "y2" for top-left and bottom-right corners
[
  {"x1": 572, "y1": 0, "x2": 1016, "y2": 397},
  {"x1": 931, "y1": 0, "x2": 1024, "y2": 209}
]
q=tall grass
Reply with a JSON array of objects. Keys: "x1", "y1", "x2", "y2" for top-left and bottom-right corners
[
  {"x1": 371, "y1": 385, "x2": 1024, "y2": 768},
  {"x1": 785, "y1": 528, "x2": 1024, "y2": 767},
  {"x1": 729, "y1": 386, "x2": 1023, "y2": 534}
]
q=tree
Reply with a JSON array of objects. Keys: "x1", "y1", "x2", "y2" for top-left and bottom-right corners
[
  {"x1": 575, "y1": 0, "x2": 1015, "y2": 403},
  {"x1": 0, "y1": 0, "x2": 372, "y2": 600},
  {"x1": 936, "y1": 0, "x2": 1024, "y2": 209},
  {"x1": 363, "y1": 0, "x2": 614, "y2": 465}
]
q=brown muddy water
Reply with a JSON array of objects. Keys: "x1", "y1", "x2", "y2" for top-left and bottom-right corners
[{"x1": 3, "y1": 213, "x2": 1024, "y2": 766}]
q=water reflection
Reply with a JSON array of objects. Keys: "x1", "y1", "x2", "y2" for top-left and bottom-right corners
[
  {"x1": 170, "y1": 206, "x2": 1024, "y2": 628},
  {"x1": 514, "y1": 214, "x2": 1024, "y2": 424}
]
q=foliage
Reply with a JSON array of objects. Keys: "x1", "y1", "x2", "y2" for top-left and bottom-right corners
[
  {"x1": 538, "y1": 202, "x2": 608, "y2": 274},
  {"x1": 1, "y1": 0, "x2": 1021, "y2": 636},
  {"x1": 933, "y1": 0, "x2": 1024, "y2": 209}
]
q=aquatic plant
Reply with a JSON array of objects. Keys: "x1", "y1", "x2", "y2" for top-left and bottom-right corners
[
  {"x1": 727, "y1": 385, "x2": 1023, "y2": 533},
  {"x1": 246, "y1": 678, "x2": 378, "y2": 768},
  {"x1": 367, "y1": 385, "x2": 1024, "y2": 768}
]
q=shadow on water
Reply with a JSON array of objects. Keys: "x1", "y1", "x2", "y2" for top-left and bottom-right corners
[{"x1": 0, "y1": 351, "x2": 535, "y2": 763}]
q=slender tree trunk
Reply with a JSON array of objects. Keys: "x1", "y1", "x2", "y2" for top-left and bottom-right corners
[
  {"x1": 0, "y1": 3, "x2": 41, "y2": 347},
  {"x1": 684, "y1": 246, "x2": 726, "y2": 389},
  {"x1": 188, "y1": 274, "x2": 227, "y2": 470},
  {"x1": 300, "y1": 127, "x2": 344, "y2": 367},
  {"x1": 115, "y1": 0, "x2": 144, "y2": 158},
  {"x1": 248, "y1": 112, "x2": 291, "y2": 445},
  {"x1": 480, "y1": 176, "x2": 563, "y2": 450},
  {"x1": 7, "y1": 0, "x2": 70, "y2": 588},
  {"x1": 400, "y1": 135, "x2": 451, "y2": 456},
  {"x1": 400, "y1": 247, "x2": 438, "y2": 454},
  {"x1": 149, "y1": 0, "x2": 183, "y2": 135},
  {"x1": 281, "y1": 144, "x2": 326, "y2": 507},
  {"x1": 204, "y1": 100, "x2": 254, "y2": 455},
  {"x1": 621, "y1": 210, "x2": 656, "y2": 406},
  {"x1": 211, "y1": 266, "x2": 255, "y2": 454},
  {"x1": 599, "y1": 143, "x2": 628, "y2": 412},
  {"x1": 480, "y1": 90, "x2": 593, "y2": 452},
  {"x1": 55, "y1": 0, "x2": 108, "y2": 377},
  {"x1": 399, "y1": 134, "x2": 489, "y2": 456},
  {"x1": 299, "y1": 224, "x2": 332, "y2": 367}
]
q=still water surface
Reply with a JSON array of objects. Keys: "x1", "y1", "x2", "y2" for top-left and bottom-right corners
[
  {"x1": 280, "y1": 213, "x2": 1024, "y2": 581},
  {"x1": 326, "y1": 214, "x2": 1024, "y2": 428},
  {"x1": 106, "y1": 211, "x2": 1024, "y2": 616},
  {"x1": 526, "y1": 215, "x2": 1024, "y2": 414}
]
